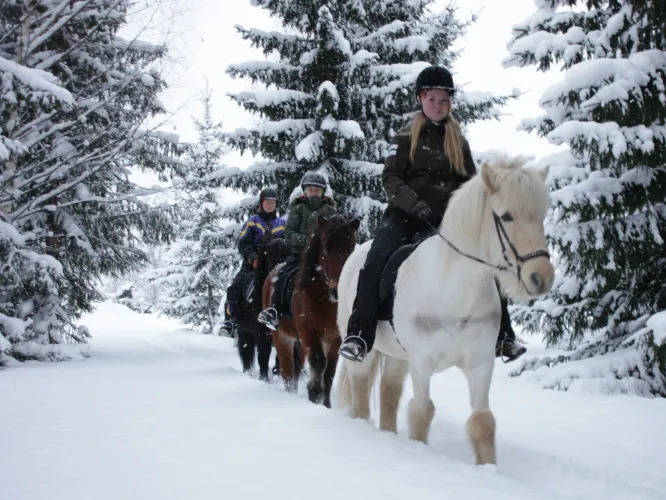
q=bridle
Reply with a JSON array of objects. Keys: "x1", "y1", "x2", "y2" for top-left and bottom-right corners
[{"x1": 423, "y1": 211, "x2": 550, "y2": 293}]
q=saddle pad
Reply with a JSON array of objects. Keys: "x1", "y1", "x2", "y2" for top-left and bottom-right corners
[{"x1": 377, "y1": 229, "x2": 436, "y2": 322}]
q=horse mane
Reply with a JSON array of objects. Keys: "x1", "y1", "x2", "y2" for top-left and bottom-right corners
[
  {"x1": 297, "y1": 215, "x2": 349, "y2": 286},
  {"x1": 254, "y1": 232, "x2": 290, "y2": 306}
]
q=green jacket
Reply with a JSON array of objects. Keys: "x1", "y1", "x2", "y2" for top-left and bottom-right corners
[{"x1": 285, "y1": 195, "x2": 336, "y2": 255}]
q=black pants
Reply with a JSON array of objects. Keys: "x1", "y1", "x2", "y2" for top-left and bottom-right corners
[
  {"x1": 271, "y1": 255, "x2": 301, "y2": 315},
  {"x1": 345, "y1": 208, "x2": 516, "y2": 352},
  {"x1": 346, "y1": 209, "x2": 434, "y2": 349},
  {"x1": 226, "y1": 266, "x2": 251, "y2": 318},
  {"x1": 498, "y1": 296, "x2": 516, "y2": 343}
]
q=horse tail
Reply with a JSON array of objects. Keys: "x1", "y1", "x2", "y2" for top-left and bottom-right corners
[{"x1": 334, "y1": 351, "x2": 383, "y2": 413}]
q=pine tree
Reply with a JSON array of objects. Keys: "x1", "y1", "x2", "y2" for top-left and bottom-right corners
[
  {"x1": 146, "y1": 88, "x2": 240, "y2": 335},
  {"x1": 0, "y1": 0, "x2": 179, "y2": 363},
  {"x1": 503, "y1": 0, "x2": 666, "y2": 395},
  {"x1": 220, "y1": 0, "x2": 515, "y2": 238}
]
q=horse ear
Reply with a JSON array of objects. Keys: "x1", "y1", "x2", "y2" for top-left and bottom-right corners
[
  {"x1": 348, "y1": 218, "x2": 361, "y2": 231},
  {"x1": 481, "y1": 162, "x2": 498, "y2": 194},
  {"x1": 534, "y1": 165, "x2": 550, "y2": 183},
  {"x1": 318, "y1": 214, "x2": 328, "y2": 226}
]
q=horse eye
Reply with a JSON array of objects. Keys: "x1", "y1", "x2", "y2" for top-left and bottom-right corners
[{"x1": 501, "y1": 212, "x2": 513, "y2": 222}]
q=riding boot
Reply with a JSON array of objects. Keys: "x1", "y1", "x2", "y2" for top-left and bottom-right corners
[
  {"x1": 495, "y1": 297, "x2": 526, "y2": 362},
  {"x1": 257, "y1": 277, "x2": 283, "y2": 331},
  {"x1": 220, "y1": 302, "x2": 238, "y2": 337}
]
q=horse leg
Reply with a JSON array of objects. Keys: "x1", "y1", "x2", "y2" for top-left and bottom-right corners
[
  {"x1": 256, "y1": 326, "x2": 272, "y2": 383},
  {"x1": 461, "y1": 359, "x2": 497, "y2": 465},
  {"x1": 236, "y1": 326, "x2": 255, "y2": 374},
  {"x1": 321, "y1": 335, "x2": 341, "y2": 409},
  {"x1": 302, "y1": 333, "x2": 326, "y2": 405},
  {"x1": 273, "y1": 329, "x2": 297, "y2": 393},
  {"x1": 347, "y1": 350, "x2": 379, "y2": 420},
  {"x1": 407, "y1": 363, "x2": 435, "y2": 444},
  {"x1": 379, "y1": 356, "x2": 408, "y2": 434},
  {"x1": 293, "y1": 339, "x2": 303, "y2": 383}
]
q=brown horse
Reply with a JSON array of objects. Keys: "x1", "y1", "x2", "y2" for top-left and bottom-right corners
[{"x1": 262, "y1": 214, "x2": 360, "y2": 407}]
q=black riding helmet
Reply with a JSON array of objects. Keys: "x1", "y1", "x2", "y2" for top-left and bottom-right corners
[
  {"x1": 259, "y1": 187, "x2": 278, "y2": 204},
  {"x1": 415, "y1": 66, "x2": 456, "y2": 99},
  {"x1": 300, "y1": 171, "x2": 327, "y2": 192}
]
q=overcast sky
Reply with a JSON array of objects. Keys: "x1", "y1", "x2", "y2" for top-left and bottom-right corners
[{"x1": 132, "y1": 0, "x2": 566, "y2": 190}]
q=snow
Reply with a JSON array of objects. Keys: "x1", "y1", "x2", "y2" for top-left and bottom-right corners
[
  {"x1": 295, "y1": 131, "x2": 323, "y2": 160},
  {"x1": 394, "y1": 35, "x2": 431, "y2": 54},
  {"x1": 539, "y1": 50, "x2": 666, "y2": 108},
  {"x1": 647, "y1": 310, "x2": 666, "y2": 344},
  {"x1": 0, "y1": 218, "x2": 27, "y2": 245},
  {"x1": 337, "y1": 119, "x2": 364, "y2": 138},
  {"x1": 226, "y1": 60, "x2": 299, "y2": 77},
  {"x1": 504, "y1": 27, "x2": 587, "y2": 68},
  {"x1": 140, "y1": 73, "x2": 155, "y2": 87},
  {"x1": 350, "y1": 49, "x2": 378, "y2": 68},
  {"x1": 2, "y1": 302, "x2": 665, "y2": 500},
  {"x1": 137, "y1": 129, "x2": 180, "y2": 145},
  {"x1": 0, "y1": 56, "x2": 74, "y2": 104},
  {"x1": 317, "y1": 81, "x2": 339, "y2": 102},
  {"x1": 231, "y1": 119, "x2": 314, "y2": 138},
  {"x1": 230, "y1": 89, "x2": 313, "y2": 107},
  {"x1": 513, "y1": 346, "x2": 654, "y2": 396}
]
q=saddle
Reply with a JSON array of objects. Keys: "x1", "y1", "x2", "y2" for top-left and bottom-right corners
[
  {"x1": 376, "y1": 229, "x2": 436, "y2": 322},
  {"x1": 273, "y1": 260, "x2": 301, "y2": 317}
]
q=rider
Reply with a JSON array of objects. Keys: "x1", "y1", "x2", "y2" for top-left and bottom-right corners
[
  {"x1": 220, "y1": 187, "x2": 285, "y2": 337},
  {"x1": 257, "y1": 171, "x2": 336, "y2": 330},
  {"x1": 338, "y1": 65, "x2": 527, "y2": 364}
]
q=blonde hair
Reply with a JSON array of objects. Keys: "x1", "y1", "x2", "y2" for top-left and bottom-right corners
[{"x1": 408, "y1": 111, "x2": 467, "y2": 176}]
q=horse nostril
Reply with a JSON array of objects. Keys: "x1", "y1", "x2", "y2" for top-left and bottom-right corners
[{"x1": 530, "y1": 272, "x2": 541, "y2": 288}]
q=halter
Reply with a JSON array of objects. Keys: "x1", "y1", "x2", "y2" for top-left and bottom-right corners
[{"x1": 424, "y1": 211, "x2": 550, "y2": 293}]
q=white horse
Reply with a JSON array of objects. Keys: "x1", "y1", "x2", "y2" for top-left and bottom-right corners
[{"x1": 335, "y1": 155, "x2": 554, "y2": 465}]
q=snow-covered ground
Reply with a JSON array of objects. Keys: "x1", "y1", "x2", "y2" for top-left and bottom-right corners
[{"x1": 2, "y1": 302, "x2": 665, "y2": 500}]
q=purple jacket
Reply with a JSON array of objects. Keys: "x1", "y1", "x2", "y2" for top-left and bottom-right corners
[{"x1": 238, "y1": 212, "x2": 286, "y2": 265}]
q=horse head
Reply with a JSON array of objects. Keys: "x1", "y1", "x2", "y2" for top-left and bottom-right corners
[
  {"x1": 255, "y1": 232, "x2": 290, "y2": 307},
  {"x1": 303, "y1": 214, "x2": 360, "y2": 303},
  {"x1": 445, "y1": 154, "x2": 555, "y2": 301},
  {"x1": 265, "y1": 237, "x2": 290, "y2": 269}
]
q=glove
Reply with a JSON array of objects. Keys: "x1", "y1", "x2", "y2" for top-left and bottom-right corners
[{"x1": 412, "y1": 200, "x2": 432, "y2": 220}]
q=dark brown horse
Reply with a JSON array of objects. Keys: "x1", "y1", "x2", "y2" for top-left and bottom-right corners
[{"x1": 262, "y1": 214, "x2": 360, "y2": 407}]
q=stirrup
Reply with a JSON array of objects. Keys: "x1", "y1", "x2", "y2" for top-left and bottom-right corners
[
  {"x1": 257, "y1": 307, "x2": 279, "y2": 331},
  {"x1": 339, "y1": 335, "x2": 368, "y2": 363},
  {"x1": 497, "y1": 338, "x2": 526, "y2": 364},
  {"x1": 220, "y1": 320, "x2": 236, "y2": 338}
]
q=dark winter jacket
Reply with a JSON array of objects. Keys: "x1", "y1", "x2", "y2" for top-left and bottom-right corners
[
  {"x1": 238, "y1": 210, "x2": 286, "y2": 266},
  {"x1": 382, "y1": 119, "x2": 476, "y2": 220},
  {"x1": 285, "y1": 195, "x2": 336, "y2": 256}
]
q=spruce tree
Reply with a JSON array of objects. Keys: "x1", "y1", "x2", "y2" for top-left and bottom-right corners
[
  {"x1": 0, "y1": 0, "x2": 178, "y2": 363},
  {"x1": 146, "y1": 89, "x2": 240, "y2": 335},
  {"x1": 503, "y1": 0, "x2": 666, "y2": 395},
  {"x1": 220, "y1": 0, "x2": 515, "y2": 239}
]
